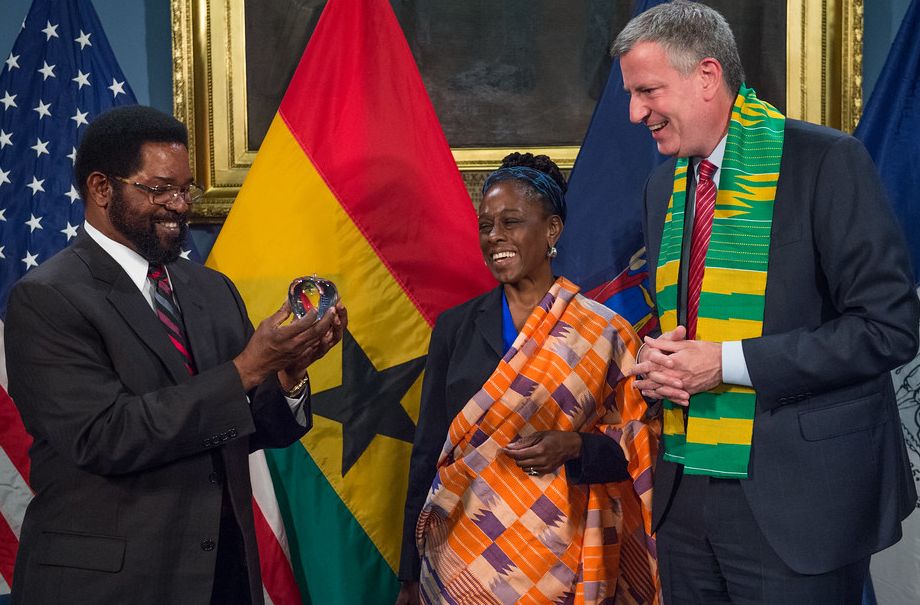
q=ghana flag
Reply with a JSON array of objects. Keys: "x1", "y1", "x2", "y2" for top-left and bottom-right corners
[{"x1": 206, "y1": 0, "x2": 494, "y2": 602}]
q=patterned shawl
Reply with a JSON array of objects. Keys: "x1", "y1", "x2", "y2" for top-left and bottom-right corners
[
  {"x1": 656, "y1": 85, "x2": 785, "y2": 478},
  {"x1": 416, "y1": 277, "x2": 659, "y2": 605}
]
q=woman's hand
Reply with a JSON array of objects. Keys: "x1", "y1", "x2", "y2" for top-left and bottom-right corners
[
  {"x1": 502, "y1": 430, "x2": 582, "y2": 475},
  {"x1": 395, "y1": 581, "x2": 420, "y2": 605}
]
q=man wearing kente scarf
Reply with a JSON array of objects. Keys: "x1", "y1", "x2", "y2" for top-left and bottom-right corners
[{"x1": 611, "y1": 2, "x2": 919, "y2": 603}]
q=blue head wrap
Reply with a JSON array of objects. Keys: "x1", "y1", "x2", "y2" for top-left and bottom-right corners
[{"x1": 482, "y1": 166, "x2": 566, "y2": 222}]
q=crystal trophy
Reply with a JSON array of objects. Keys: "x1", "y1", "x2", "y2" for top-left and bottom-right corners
[{"x1": 288, "y1": 275, "x2": 339, "y2": 321}]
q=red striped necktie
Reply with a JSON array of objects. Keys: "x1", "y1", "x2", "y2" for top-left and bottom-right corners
[
  {"x1": 685, "y1": 159, "x2": 717, "y2": 341},
  {"x1": 147, "y1": 264, "x2": 197, "y2": 375}
]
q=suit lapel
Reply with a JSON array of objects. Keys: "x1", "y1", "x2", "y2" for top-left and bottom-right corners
[
  {"x1": 71, "y1": 233, "x2": 190, "y2": 384},
  {"x1": 475, "y1": 287, "x2": 504, "y2": 359}
]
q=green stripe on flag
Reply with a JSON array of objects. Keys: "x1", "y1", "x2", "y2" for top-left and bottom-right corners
[{"x1": 265, "y1": 445, "x2": 399, "y2": 605}]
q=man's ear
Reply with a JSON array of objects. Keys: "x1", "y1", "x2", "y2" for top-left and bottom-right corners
[
  {"x1": 698, "y1": 57, "x2": 725, "y2": 101},
  {"x1": 84, "y1": 172, "x2": 111, "y2": 209}
]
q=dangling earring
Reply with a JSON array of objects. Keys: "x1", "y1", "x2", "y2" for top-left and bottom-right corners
[{"x1": 547, "y1": 245, "x2": 558, "y2": 259}]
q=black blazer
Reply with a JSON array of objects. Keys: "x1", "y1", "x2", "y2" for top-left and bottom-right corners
[
  {"x1": 643, "y1": 119, "x2": 919, "y2": 574},
  {"x1": 5, "y1": 232, "x2": 308, "y2": 604},
  {"x1": 397, "y1": 286, "x2": 629, "y2": 581}
]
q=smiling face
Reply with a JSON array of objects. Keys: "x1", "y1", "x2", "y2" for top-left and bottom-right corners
[
  {"x1": 620, "y1": 41, "x2": 727, "y2": 158},
  {"x1": 90, "y1": 142, "x2": 192, "y2": 263},
  {"x1": 478, "y1": 180, "x2": 561, "y2": 287}
]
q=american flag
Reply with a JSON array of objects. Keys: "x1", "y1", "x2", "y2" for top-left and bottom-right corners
[{"x1": 0, "y1": 0, "x2": 137, "y2": 597}]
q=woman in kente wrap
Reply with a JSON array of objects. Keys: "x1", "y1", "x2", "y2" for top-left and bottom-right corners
[{"x1": 396, "y1": 153, "x2": 660, "y2": 605}]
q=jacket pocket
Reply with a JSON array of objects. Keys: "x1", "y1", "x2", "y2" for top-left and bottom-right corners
[
  {"x1": 36, "y1": 530, "x2": 126, "y2": 573},
  {"x1": 798, "y1": 393, "x2": 886, "y2": 441}
]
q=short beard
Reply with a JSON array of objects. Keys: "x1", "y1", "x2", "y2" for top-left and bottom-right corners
[{"x1": 109, "y1": 187, "x2": 189, "y2": 264}]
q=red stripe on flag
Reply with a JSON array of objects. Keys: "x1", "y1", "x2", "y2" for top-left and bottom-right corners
[
  {"x1": 0, "y1": 511, "x2": 18, "y2": 590},
  {"x1": 0, "y1": 387, "x2": 31, "y2": 481},
  {"x1": 278, "y1": 0, "x2": 494, "y2": 326},
  {"x1": 252, "y1": 498, "x2": 301, "y2": 605}
]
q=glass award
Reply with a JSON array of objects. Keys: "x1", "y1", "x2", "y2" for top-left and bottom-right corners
[{"x1": 288, "y1": 275, "x2": 339, "y2": 321}]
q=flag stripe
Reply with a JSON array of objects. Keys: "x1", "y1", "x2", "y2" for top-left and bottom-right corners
[
  {"x1": 0, "y1": 511, "x2": 17, "y2": 589},
  {"x1": 0, "y1": 449, "x2": 30, "y2": 540},
  {"x1": 0, "y1": 388, "x2": 30, "y2": 481},
  {"x1": 252, "y1": 499, "x2": 300, "y2": 605},
  {"x1": 250, "y1": 451, "x2": 301, "y2": 605},
  {"x1": 277, "y1": 0, "x2": 492, "y2": 326},
  {"x1": 265, "y1": 444, "x2": 399, "y2": 604}
]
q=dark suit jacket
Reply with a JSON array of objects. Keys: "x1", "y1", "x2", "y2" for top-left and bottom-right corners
[
  {"x1": 643, "y1": 119, "x2": 919, "y2": 574},
  {"x1": 397, "y1": 286, "x2": 630, "y2": 581},
  {"x1": 5, "y1": 232, "x2": 309, "y2": 604}
]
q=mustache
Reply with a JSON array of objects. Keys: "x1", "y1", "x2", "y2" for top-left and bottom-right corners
[{"x1": 153, "y1": 210, "x2": 189, "y2": 224}]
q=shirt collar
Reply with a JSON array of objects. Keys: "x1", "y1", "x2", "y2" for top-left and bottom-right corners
[
  {"x1": 693, "y1": 135, "x2": 728, "y2": 183},
  {"x1": 83, "y1": 221, "x2": 152, "y2": 293}
]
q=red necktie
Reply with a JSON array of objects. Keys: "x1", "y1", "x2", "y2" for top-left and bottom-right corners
[
  {"x1": 148, "y1": 264, "x2": 196, "y2": 375},
  {"x1": 685, "y1": 159, "x2": 717, "y2": 341}
]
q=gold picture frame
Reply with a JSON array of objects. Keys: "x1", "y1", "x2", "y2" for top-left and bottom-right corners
[{"x1": 171, "y1": 0, "x2": 863, "y2": 221}]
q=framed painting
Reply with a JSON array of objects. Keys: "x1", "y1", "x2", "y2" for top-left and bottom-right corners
[{"x1": 171, "y1": 0, "x2": 863, "y2": 220}]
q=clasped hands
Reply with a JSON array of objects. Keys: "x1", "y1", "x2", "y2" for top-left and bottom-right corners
[
  {"x1": 234, "y1": 299, "x2": 348, "y2": 392},
  {"x1": 627, "y1": 325, "x2": 722, "y2": 406},
  {"x1": 502, "y1": 430, "x2": 582, "y2": 476}
]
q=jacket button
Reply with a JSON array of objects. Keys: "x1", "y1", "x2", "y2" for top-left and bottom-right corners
[
  {"x1": 208, "y1": 472, "x2": 220, "y2": 484},
  {"x1": 201, "y1": 539, "x2": 216, "y2": 551}
]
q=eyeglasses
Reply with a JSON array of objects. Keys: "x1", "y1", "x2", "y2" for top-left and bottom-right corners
[{"x1": 108, "y1": 175, "x2": 205, "y2": 206}]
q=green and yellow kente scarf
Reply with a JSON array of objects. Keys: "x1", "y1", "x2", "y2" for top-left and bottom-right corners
[{"x1": 657, "y1": 85, "x2": 785, "y2": 478}]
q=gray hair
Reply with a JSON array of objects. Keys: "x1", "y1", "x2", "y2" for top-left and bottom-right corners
[{"x1": 610, "y1": 0, "x2": 745, "y2": 95}]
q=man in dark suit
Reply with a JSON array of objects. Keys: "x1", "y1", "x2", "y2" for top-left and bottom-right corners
[
  {"x1": 5, "y1": 105, "x2": 346, "y2": 605},
  {"x1": 611, "y1": 2, "x2": 919, "y2": 603}
]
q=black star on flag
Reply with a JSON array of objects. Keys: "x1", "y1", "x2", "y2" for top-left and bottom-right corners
[{"x1": 312, "y1": 329, "x2": 425, "y2": 476}]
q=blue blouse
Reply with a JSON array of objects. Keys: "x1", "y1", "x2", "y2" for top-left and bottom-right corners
[{"x1": 500, "y1": 289, "x2": 518, "y2": 355}]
